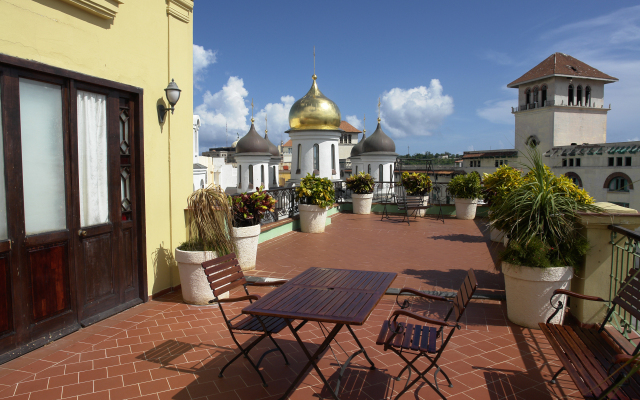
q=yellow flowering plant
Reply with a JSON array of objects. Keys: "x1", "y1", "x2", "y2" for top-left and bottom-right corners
[
  {"x1": 296, "y1": 173, "x2": 335, "y2": 208},
  {"x1": 482, "y1": 165, "x2": 523, "y2": 206}
]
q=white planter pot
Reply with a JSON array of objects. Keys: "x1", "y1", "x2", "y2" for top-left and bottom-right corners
[
  {"x1": 175, "y1": 249, "x2": 228, "y2": 304},
  {"x1": 232, "y1": 224, "x2": 261, "y2": 271},
  {"x1": 299, "y1": 204, "x2": 328, "y2": 233},
  {"x1": 407, "y1": 195, "x2": 428, "y2": 217},
  {"x1": 454, "y1": 198, "x2": 478, "y2": 220},
  {"x1": 352, "y1": 193, "x2": 373, "y2": 214},
  {"x1": 502, "y1": 262, "x2": 573, "y2": 329},
  {"x1": 490, "y1": 226, "x2": 505, "y2": 243}
]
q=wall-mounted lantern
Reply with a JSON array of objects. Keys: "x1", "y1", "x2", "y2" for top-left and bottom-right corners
[{"x1": 158, "y1": 79, "x2": 181, "y2": 124}]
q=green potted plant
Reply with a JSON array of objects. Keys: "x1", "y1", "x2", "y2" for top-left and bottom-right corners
[
  {"x1": 401, "y1": 172, "x2": 433, "y2": 217},
  {"x1": 447, "y1": 172, "x2": 481, "y2": 220},
  {"x1": 482, "y1": 165, "x2": 523, "y2": 242},
  {"x1": 296, "y1": 173, "x2": 335, "y2": 233},
  {"x1": 229, "y1": 186, "x2": 276, "y2": 271},
  {"x1": 346, "y1": 172, "x2": 375, "y2": 214},
  {"x1": 176, "y1": 185, "x2": 236, "y2": 304},
  {"x1": 491, "y1": 150, "x2": 601, "y2": 328}
]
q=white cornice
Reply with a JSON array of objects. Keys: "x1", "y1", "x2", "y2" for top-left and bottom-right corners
[
  {"x1": 58, "y1": 0, "x2": 121, "y2": 20},
  {"x1": 167, "y1": 0, "x2": 193, "y2": 23}
]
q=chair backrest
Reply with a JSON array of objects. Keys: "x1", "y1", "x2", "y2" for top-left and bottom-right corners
[
  {"x1": 450, "y1": 269, "x2": 478, "y2": 322},
  {"x1": 612, "y1": 269, "x2": 640, "y2": 325},
  {"x1": 201, "y1": 253, "x2": 246, "y2": 298}
]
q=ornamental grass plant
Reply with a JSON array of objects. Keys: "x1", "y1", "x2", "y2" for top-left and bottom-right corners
[
  {"x1": 491, "y1": 149, "x2": 601, "y2": 269},
  {"x1": 296, "y1": 173, "x2": 335, "y2": 208},
  {"x1": 179, "y1": 185, "x2": 236, "y2": 253},
  {"x1": 345, "y1": 172, "x2": 375, "y2": 194},
  {"x1": 229, "y1": 186, "x2": 276, "y2": 227},
  {"x1": 401, "y1": 172, "x2": 433, "y2": 196},
  {"x1": 447, "y1": 172, "x2": 481, "y2": 199}
]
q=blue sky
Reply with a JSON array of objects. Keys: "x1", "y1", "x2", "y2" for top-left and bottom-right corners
[{"x1": 192, "y1": 1, "x2": 640, "y2": 156}]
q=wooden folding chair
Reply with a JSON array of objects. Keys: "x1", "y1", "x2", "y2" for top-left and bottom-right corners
[
  {"x1": 201, "y1": 253, "x2": 289, "y2": 387},
  {"x1": 376, "y1": 269, "x2": 478, "y2": 399}
]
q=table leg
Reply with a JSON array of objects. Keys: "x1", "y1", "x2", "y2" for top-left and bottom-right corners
[
  {"x1": 346, "y1": 325, "x2": 376, "y2": 370},
  {"x1": 280, "y1": 320, "x2": 343, "y2": 400}
]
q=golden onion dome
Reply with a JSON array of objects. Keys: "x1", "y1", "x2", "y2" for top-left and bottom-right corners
[{"x1": 288, "y1": 74, "x2": 341, "y2": 131}]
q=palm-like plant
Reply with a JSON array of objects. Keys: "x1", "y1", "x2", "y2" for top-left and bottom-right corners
[
  {"x1": 180, "y1": 185, "x2": 236, "y2": 254},
  {"x1": 491, "y1": 148, "x2": 601, "y2": 268}
]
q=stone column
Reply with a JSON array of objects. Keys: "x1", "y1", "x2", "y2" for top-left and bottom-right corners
[{"x1": 571, "y1": 203, "x2": 640, "y2": 324}]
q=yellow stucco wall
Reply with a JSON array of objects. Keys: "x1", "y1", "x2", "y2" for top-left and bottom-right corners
[{"x1": 0, "y1": 0, "x2": 194, "y2": 295}]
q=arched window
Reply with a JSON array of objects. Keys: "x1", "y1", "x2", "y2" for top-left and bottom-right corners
[
  {"x1": 378, "y1": 164, "x2": 383, "y2": 183},
  {"x1": 340, "y1": 134, "x2": 343, "y2": 144},
  {"x1": 525, "y1": 88, "x2": 531, "y2": 105},
  {"x1": 272, "y1": 166, "x2": 276, "y2": 185},
  {"x1": 585, "y1": 86, "x2": 591, "y2": 106},
  {"x1": 355, "y1": 165, "x2": 358, "y2": 174},
  {"x1": 313, "y1": 144, "x2": 319, "y2": 172},
  {"x1": 348, "y1": 135, "x2": 352, "y2": 144},
  {"x1": 564, "y1": 172, "x2": 583, "y2": 188},
  {"x1": 533, "y1": 86, "x2": 539, "y2": 104},
  {"x1": 577, "y1": 85, "x2": 583, "y2": 106},
  {"x1": 200, "y1": 179, "x2": 204, "y2": 189},
  {"x1": 238, "y1": 166, "x2": 242, "y2": 187},
  {"x1": 260, "y1": 165, "x2": 265, "y2": 185},
  {"x1": 296, "y1": 144, "x2": 301, "y2": 172},
  {"x1": 541, "y1": 85, "x2": 548, "y2": 106},
  {"x1": 604, "y1": 172, "x2": 634, "y2": 192},
  {"x1": 389, "y1": 165, "x2": 393, "y2": 183},
  {"x1": 248, "y1": 164, "x2": 254, "y2": 185},
  {"x1": 568, "y1": 84, "x2": 574, "y2": 105},
  {"x1": 368, "y1": 164, "x2": 371, "y2": 174},
  {"x1": 331, "y1": 144, "x2": 336, "y2": 172}
]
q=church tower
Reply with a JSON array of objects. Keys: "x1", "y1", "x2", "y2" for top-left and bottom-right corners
[{"x1": 508, "y1": 53, "x2": 617, "y2": 155}]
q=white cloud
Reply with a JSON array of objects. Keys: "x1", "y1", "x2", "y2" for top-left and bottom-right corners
[
  {"x1": 194, "y1": 77, "x2": 295, "y2": 150},
  {"x1": 254, "y1": 96, "x2": 296, "y2": 145},
  {"x1": 628, "y1": 137, "x2": 640, "y2": 142},
  {"x1": 380, "y1": 79, "x2": 454, "y2": 138},
  {"x1": 345, "y1": 115, "x2": 362, "y2": 130},
  {"x1": 481, "y1": 50, "x2": 516, "y2": 66},
  {"x1": 193, "y1": 44, "x2": 217, "y2": 88},
  {"x1": 477, "y1": 99, "x2": 516, "y2": 125},
  {"x1": 467, "y1": 145, "x2": 475, "y2": 151},
  {"x1": 194, "y1": 76, "x2": 249, "y2": 149}
]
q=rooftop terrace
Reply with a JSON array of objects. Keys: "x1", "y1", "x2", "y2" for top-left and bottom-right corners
[{"x1": 0, "y1": 214, "x2": 586, "y2": 399}]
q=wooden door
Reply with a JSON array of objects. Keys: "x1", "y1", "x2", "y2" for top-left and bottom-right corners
[
  {"x1": 3, "y1": 69, "x2": 79, "y2": 347},
  {"x1": 71, "y1": 86, "x2": 141, "y2": 326}
]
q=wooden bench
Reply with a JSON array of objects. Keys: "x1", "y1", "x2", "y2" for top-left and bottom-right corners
[{"x1": 540, "y1": 270, "x2": 640, "y2": 399}]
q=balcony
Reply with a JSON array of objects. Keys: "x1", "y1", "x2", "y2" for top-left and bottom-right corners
[
  {"x1": 0, "y1": 203, "x2": 636, "y2": 399},
  {"x1": 512, "y1": 100, "x2": 611, "y2": 113}
]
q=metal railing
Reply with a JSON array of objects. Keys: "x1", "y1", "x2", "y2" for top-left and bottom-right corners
[
  {"x1": 232, "y1": 180, "x2": 457, "y2": 225},
  {"x1": 608, "y1": 225, "x2": 640, "y2": 338}
]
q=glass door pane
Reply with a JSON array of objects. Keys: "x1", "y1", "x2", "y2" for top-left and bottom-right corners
[
  {"x1": 77, "y1": 91, "x2": 109, "y2": 227},
  {"x1": 19, "y1": 78, "x2": 66, "y2": 235},
  {"x1": 0, "y1": 85, "x2": 8, "y2": 240}
]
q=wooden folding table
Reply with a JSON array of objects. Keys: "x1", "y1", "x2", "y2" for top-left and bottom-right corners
[{"x1": 243, "y1": 267, "x2": 396, "y2": 400}]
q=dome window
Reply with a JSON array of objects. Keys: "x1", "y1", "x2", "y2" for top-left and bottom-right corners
[
  {"x1": 568, "y1": 84, "x2": 574, "y2": 105},
  {"x1": 313, "y1": 144, "x2": 319, "y2": 174}
]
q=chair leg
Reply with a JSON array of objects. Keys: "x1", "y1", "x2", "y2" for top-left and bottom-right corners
[
  {"x1": 550, "y1": 366, "x2": 565, "y2": 384},
  {"x1": 219, "y1": 333, "x2": 269, "y2": 386},
  {"x1": 391, "y1": 349, "x2": 446, "y2": 400},
  {"x1": 267, "y1": 333, "x2": 289, "y2": 365}
]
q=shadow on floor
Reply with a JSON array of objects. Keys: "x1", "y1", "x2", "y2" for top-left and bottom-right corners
[{"x1": 401, "y1": 268, "x2": 504, "y2": 291}]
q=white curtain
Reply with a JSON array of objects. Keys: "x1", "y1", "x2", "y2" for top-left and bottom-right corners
[{"x1": 77, "y1": 91, "x2": 109, "y2": 227}]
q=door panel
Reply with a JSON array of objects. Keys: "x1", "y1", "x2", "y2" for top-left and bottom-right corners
[
  {"x1": 28, "y1": 244, "x2": 69, "y2": 322},
  {"x1": 0, "y1": 257, "x2": 12, "y2": 335},
  {"x1": 122, "y1": 228, "x2": 134, "y2": 290},
  {"x1": 82, "y1": 234, "x2": 114, "y2": 302}
]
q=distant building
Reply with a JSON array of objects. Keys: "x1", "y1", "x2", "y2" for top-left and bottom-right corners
[{"x1": 464, "y1": 53, "x2": 640, "y2": 210}]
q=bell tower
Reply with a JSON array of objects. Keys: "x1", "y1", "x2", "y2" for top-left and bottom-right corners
[{"x1": 508, "y1": 53, "x2": 617, "y2": 155}]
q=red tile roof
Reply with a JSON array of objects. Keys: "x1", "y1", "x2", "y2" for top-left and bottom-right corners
[
  {"x1": 283, "y1": 139, "x2": 292, "y2": 147},
  {"x1": 507, "y1": 53, "x2": 618, "y2": 88},
  {"x1": 339, "y1": 121, "x2": 361, "y2": 133}
]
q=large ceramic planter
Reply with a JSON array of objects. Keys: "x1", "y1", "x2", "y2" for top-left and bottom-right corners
[
  {"x1": 352, "y1": 193, "x2": 373, "y2": 214},
  {"x1": 454, "y1": 198, "x2": 478, "y2": 220},
  {"x1": 503, "y1": 262, "x2": 573, "y2": 328},
  {"x1": 175, "y1": 249, "x2": 228, "y2": 304},
  {"x1": 490, "y1": 225, "x2": 505, "y2": 243},
  {"x1": 299, "y1": 204, "x2": 328, "y2": 233},
  {"x1": 232, "y1": 224, "x2": 261, "y2": 271},
  {"x1": 407, "y1": 195, "x2": 429, "y2": 217}
]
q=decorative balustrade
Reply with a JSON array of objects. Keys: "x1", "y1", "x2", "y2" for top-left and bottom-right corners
[
  {"x1": 608, "y1": 224, "x2": 640, "y2": 337},
  {"x1": 511, "y1": 99, "x2": 612, "y2": 113}
]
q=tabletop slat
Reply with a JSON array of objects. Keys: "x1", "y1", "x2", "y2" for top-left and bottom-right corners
[{"x1": 243, "y1": 268, "x2": 397, "y2": 325}]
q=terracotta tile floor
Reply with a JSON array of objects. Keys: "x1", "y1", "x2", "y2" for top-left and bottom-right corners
[{"x1": 0, "y1": 214, "x2": 581, "y2": 399}]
